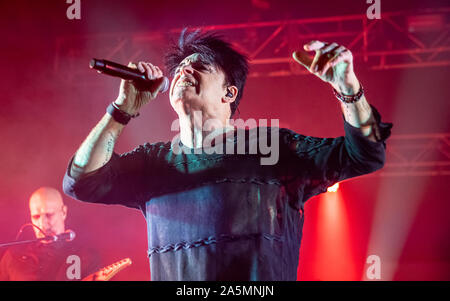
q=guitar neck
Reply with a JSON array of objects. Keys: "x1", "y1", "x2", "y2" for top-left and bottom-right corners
[{"x1": 82, "y1": 257, "x2": 132, "y2": 281}]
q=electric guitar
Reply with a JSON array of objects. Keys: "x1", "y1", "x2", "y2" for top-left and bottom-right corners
[{"x1": 82, "y1": 257, "x2": 132, "y2": 281}]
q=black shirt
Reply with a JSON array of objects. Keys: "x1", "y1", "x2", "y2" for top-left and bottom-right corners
[
  {"x1": 63, "y1": 109, "x2": 392, "y2": 280},
  {"x1": 0, "y1": 240, "x2": 100, "y2": 281}
]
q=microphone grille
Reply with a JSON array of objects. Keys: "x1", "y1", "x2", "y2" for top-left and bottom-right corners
[{"x1": 159, "y1": 77, "x2": 170, "y2": 93}]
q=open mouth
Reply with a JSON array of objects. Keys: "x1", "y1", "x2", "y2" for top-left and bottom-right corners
[
  {"x1": 178, "y1": 81, "x2": 194, "y2": 87},
  {"x1": 176, "y1": 77, "x2": 196, "y2": 87}
]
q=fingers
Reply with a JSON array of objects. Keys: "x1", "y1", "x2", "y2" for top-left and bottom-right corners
[
  {"x1": 294, "y1": 40, "x2": 353, "y2": 78},
  {"x1": 303, "y1": 40, "x2": 326, "y2": 51},
  {"x1": 320, "y1": 42, "x2": 339, "y2": 55},
  {"x1": 154, "y1": 66, "x2": 163, "y2": 78},
  {"x1": 309, "y1": 51, "x2": 321, "y2": 73},
  {"x1": 136, "y1": 61, "x2": 164, "y2": 80},
  {"x1": 321, "y1": 46, "x2": 346, "y2": 75},
  {"x1": 310, "y1": 42, "x2": 338, "y2": 73},
  {"x1": 140, "y1": 62, "x2": 155, "y2": 80},
  {"x1": 292, "y1": 50, "x2": 313, "y2": 69},
  {"x1": 321, "y1": 48, "x2": 352, "y2": 76},
  {"x1": 293, "y1": 40, "x2": 337, "y2": 71},
  {"x1": 126, "y1": 61, "x2": 165, "y2": 95},
  {"x1": 317, "y1": 44, "x2": 343, "y2": 76},
  {"x1": 136, "y1": 62, "x2": 145, "y2": 73}
]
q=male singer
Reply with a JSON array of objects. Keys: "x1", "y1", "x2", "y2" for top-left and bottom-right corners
[{"x1": 63, "y1": 30, "x2": 392, "y2": 280}]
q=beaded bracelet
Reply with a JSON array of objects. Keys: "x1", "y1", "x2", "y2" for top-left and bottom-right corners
[{"x1": 332, "y1": 83, "x2": 364, "y2": 104}]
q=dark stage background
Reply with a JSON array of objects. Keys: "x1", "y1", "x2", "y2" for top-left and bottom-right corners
[{"x1": 0, "y1": 0, "x2": 449, "y2": 280}]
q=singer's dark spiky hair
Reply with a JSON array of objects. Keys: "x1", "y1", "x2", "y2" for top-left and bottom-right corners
[{"x1": 165, "y1": 29, "x2": 249, "y2": 118}]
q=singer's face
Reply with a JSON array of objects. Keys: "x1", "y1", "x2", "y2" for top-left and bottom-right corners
[
  {"x1": 169, "y1": 53, "x2": 228, "y2": 117},
  {"x1": 29, "y1": 190, "x2": 67, "y2": 239}
]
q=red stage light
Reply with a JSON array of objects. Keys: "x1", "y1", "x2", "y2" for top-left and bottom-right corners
[
  {"x1": 311, "y1": 184, "x2": 357, "y2": 280},
  {"x1": 327, "y1": 182, "x2": 339, "y2": 192}
]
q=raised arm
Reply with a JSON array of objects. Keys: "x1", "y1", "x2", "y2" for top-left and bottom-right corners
[
  {"x1": 70, "y1": 61, "x2": 166, "y2": 179},
  {"x1": 293, "y1": 40, "x2": 380, "y2": 142}
]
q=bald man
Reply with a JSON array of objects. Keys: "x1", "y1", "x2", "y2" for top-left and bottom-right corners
[
  {"x1": 29, "y1": 187, "x2": 68, "y2": 239},
  {"x1": 0, "y1": 187, "x2": 100, "y2": 281}
]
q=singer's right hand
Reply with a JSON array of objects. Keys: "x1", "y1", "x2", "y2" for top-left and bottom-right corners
[{"x1": 114, "y1": 61, "x2": 166, "y2": 115}]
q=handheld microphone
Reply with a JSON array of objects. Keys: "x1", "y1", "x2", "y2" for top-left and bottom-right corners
[
  {"x1": 42, "y1": 230, "x2": 76, "y2": 243},
  {"x1": 89, "y1": 58, "x2": 170, "y2": 93}
]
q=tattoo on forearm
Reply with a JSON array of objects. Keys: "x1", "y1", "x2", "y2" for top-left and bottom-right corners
[
  {"x1": 103, "y1": 133, "x2": 116, "y2": 165},
  {"x1": 344, "y1": 103, "x2": 352, "y2": 119},
  {"x1": 72, "y1": 114, "x2": 122, "y2": 175},
  {"x1": 361, "y1": 99, "x2": 372, "y2": 115}
]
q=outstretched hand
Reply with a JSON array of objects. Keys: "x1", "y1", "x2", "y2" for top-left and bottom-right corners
[{"x1": 292, "y1": 40, "x2": 360, "y2": 95}]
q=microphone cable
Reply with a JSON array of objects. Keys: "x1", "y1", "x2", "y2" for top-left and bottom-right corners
[{"x1": 14, "y1": 223, "x2": 46, "y2": 241}]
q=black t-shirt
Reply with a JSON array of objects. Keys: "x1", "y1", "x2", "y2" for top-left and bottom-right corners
[
  {"x1": 63, "y1": 108, "x2": 392, "y2": 280},
  {"x1": 0, "y1": 240, "x2": 101, "y2": 281}
]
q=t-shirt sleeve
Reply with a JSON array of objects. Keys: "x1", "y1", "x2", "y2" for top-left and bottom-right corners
[
  {"x1": 62, "y1": 143, "x2": 161, "y2": 210},
  {"x1": 279, "y1": 105, "x2": 392, "y2": 202}
]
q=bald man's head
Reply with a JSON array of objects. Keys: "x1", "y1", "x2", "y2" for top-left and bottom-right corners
[{"x1": 29, "y1": 187, "x2": 67, "y2": 239}]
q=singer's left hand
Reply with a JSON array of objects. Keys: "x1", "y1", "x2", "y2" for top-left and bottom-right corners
[{"x1": 292, "y1": 40, "x2": 360, "y2": 95}]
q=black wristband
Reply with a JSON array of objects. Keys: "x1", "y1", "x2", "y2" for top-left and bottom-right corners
[
  {"x1": 333, "y1": 83, "x2": 364, "y2": 104},
  {"x1": 106, "y1": 102, "x2": 139, "y2": 125}
]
